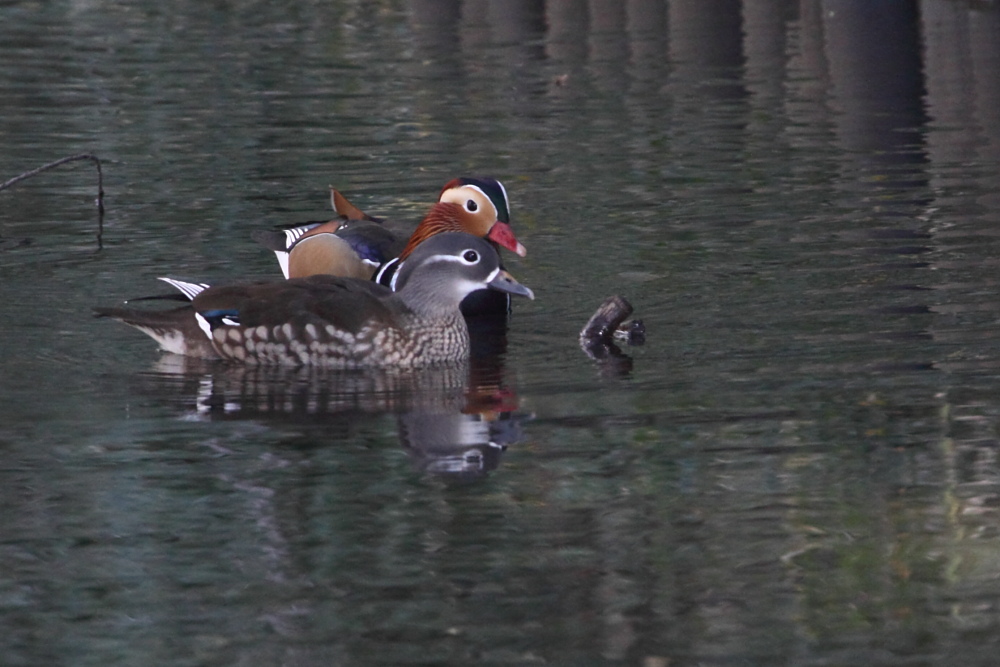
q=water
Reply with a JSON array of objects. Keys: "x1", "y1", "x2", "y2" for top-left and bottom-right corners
[{"x1": 3, "y1": 0, "x2": 1000, "y2": 664}]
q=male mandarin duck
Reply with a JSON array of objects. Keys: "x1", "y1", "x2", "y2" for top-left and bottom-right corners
[
  {"x1": 96, "y1": 233, "x2": 534, "y2": 368},
  {"x1": 253, "y1": 177, "x2": 527, "y2": 317},
  {"x1": 252, "y1": 188, "x2": 395, "y2": 281}
]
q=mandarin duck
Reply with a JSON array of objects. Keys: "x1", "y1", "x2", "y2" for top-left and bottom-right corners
[
  {"x1": 253, "y1": 177, "x2": 527, "y2": 317},
  {"x1": 96, "y1": 233, "x2": 534, "y2": 368}
]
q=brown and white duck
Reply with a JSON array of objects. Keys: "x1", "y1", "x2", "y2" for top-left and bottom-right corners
[{"x1": 96, "y1": 233, "x2": 534, "y2": 368}]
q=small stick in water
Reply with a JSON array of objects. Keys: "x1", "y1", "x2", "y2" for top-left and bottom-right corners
[{"x1": 0, "y1": 153, "x2": 106, "y2": 246}]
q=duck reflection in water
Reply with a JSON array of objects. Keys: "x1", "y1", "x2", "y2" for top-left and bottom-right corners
[
  {"x1": 99, "y1": 233, "x2": 532, "y2": 478},
  {"x1": 142, "y1": 324, "x2": 526, "y2": 480}
]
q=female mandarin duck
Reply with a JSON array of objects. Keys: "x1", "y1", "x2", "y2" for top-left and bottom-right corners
[
  {"x1": 253, "y1": 177, "x2": 527, "y2": 318},
  {"x1": 96, "y1": 233, "x2": 534, "y2": 368}
]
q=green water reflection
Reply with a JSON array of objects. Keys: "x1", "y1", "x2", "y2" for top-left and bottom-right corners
[{"x1": 3, "y1": 0, "x2": 1000, "y2": 664}]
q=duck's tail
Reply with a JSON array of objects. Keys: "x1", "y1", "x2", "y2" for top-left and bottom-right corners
[{"x1": 94, "y1": 305, "x2": 219, "y2": 359}]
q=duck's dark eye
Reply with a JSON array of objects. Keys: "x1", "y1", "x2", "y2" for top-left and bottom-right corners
[
  {"x1": 463, "y1": 250, "x2": 479, "y2": 263},
  {"x1": 466, "y1": 199, "x2": 478, "y2": 212}
]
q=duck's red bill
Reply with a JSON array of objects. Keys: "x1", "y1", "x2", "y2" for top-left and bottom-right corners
[{"x1": 487, "y1": 221, "x2": 527, "y2": 257}]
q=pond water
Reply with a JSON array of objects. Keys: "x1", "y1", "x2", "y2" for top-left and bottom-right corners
[{"x1": 4, "y1": 0, "x2": 1000, "y2": 664}]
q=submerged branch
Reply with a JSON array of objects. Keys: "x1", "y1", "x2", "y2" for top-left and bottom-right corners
[
  {"x1": 579, "y1": 295, "x2": 645, "y2": 377},
  {"x1": 0, "y1": 153, "x2": 106, "y2": 247}
]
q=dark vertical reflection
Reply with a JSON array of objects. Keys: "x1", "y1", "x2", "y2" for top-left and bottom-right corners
[
  {"x1": 921, "y1": 0, "x2": 1000, "y2": 211},
  {"x1": 822, "y1": 0, "x2": 928, "y2": 181},
  {"x1": 621, "y1": 0, "x2": 669, "y2": 203},
  {"x1": 669, "y1": 0, "x2": 745, "y2": 97},
  {"x1": 662, "y1": 0, "x2": 749, "y2": 221},
  {"x1": 920, "y1": 0, "x2": 1000, "y2": 429},
  {"x1": 464, "y1": 0, "x2": 547, "y2": 92},
  {"x1": 400, "y1": 0, "x2": 467, "y2": 197},
  {"x1": 405, "y1": 0, "x2": 550, "y2": 182},
  {"x1": 742, "y1": 0, "x2": 797, "y2": 103},
  {"x1": 969, "y1": 10, "x2": 1000, "y2": 162},
  {"x1": 742, "y1": 0, "x2": 798, "y2": 196},
  {"x1": 823, "y1": 1, "x2": 933, "y2": 379},
  {"x1": 410, "y1": 0, "x2": 463, "y2": 60},
  {"x1": 587, "y1": 0, "x2": 629, "y2": 93},
  {"x1": 788, "y1": 0, "x2": 834, "y2": 110},
  {"x1": 819, "y1": 1, "x2": 932, "y2": 290},
  {"x1": 484, "y1": 0, "x2": 546, "y2": 47},
  {"x1": 546, "y1": 0, "x2": 590, "y2": 65},
  {"x1": 626, "y1": 0, "x2": 668, "y2": 74}
]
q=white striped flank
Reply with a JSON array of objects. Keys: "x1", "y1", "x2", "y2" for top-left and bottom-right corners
[
  {"x1": 275, "y1": 225, "x2": 318, "y2": 279},
  {"x1": 194, "y1": 312, "x2": 213, "y2": 341},
  {"x1": 282, "y1": 226, "x2": 312, "y2": 248},
  {"x1": 275, "y1": 251, "x2": 291, "y2": 279}
]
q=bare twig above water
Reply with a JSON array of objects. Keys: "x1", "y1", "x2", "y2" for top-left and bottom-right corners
[{"x1": 0, "y1": 153, "x2": 106, "y2": 247}]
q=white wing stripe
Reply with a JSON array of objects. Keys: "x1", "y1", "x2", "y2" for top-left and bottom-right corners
[{"x1": 158, "y1": 277, "x2": 210, "y2": 301}]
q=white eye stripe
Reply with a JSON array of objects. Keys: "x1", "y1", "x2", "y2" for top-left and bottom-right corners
[
  {"x1": 459, "y1": 185, "x2": 496, "y2": 218},
  {"x1": 469, "y1": 182, "x2": 509, "y2": 218},
  {"x1": 394, "y1": 246, "x2": 495, "y2": 291},
  {"x1": 495, "y1": 180, "x2": 510, "y2": 214},
  {"x1": 423, "y1": 251, "x2": 482, "y2": 266}
]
